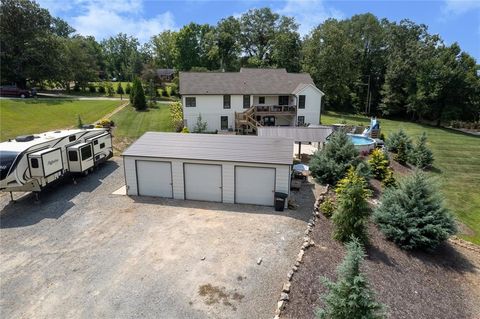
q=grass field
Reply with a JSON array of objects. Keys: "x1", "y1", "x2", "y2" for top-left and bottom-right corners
[
  {"x1": 321, "y1": 111, "x2": 480, "y2": 244},
  {"x1": 0, "y1": 99, "x2": 123, "y2": 141},
  {"x1": 111, "y1": 102, "x2": 173, "y2": 150}
]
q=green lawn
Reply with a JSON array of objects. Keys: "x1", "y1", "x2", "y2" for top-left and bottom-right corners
[
  {"x1": 111, "y1": 102, "x2": 173, "y2": 140},
  {"x1": 321, "y1": 111, "x2": 480, "y2": 244},
  {"x1": 0, "y1": 99, "x2": 123, "y2": 141}
]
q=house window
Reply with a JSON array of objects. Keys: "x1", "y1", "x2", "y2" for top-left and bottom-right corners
[
  {"x1": 259, "y1": 96, "x2": 265, "y2": 104},
  {"x1": 185, "y1": 97, "x2": 196, "y2": 107},
  {"x1": 278, "y1": 96, "x2": 289, "y2": 105},
  {"x1": 68, "y1": 151, "x2": 78, "y2": 162},
  {"x1": 31, "y1": 158, "x2": 39, "y2": 168},
  {"x1": 81, "y1": 146, "x2": 92, "y2": 160},
  {"x1": 221, "y1": 116, "x2": 228, "y2": 130},
  {"x1": 298, "y1": 116, "x2": 305, "y2": 126},
  {"x1": 298, "y1": 95, "x2": 306, "y2": 109},
  {"x1": 243, "y1": 95, "x2": 250, "y2": 108},
  {"x1": 223, "y1": 95, "x2": 231, "y2": 109}
]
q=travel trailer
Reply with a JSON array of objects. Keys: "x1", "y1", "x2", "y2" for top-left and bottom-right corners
[{"x1": 0, "y1": 128, "x2": 113, "y2": 196}]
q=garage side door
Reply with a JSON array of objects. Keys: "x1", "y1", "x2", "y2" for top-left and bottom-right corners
[
  {"x1": 235, "y1": 166, "x2": 275, "y2": 206},
  {"x1": 136, "y1": 161, "x2": 173, "y2": 198},
  {"x1": 184, "y1": 163, "x2": 222, "y2": 202}
]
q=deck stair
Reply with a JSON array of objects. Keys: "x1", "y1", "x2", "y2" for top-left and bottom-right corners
[{"x1": 235, "y1": 106, "x2": 262, "y2": 132}]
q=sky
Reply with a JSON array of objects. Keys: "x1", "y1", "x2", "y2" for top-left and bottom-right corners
[{"x1": 37, "y1": 0, "x2": 480, "y2": 61}]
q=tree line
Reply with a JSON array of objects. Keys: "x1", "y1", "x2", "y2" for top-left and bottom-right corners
[{"x1": 1, "y1": 0, "x2": 478, "y2": 123}]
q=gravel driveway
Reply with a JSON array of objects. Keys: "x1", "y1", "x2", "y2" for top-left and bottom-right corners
[{"x1": 0, "y1": 159, "x2": 312, "y2": 319}]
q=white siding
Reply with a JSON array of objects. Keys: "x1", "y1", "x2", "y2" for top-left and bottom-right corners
[
  {"x1": 123, "y1": 156, "x2": 290, "y2": 206},
  {"x1": 296, "y1": 85, "x2": 322, "y2": 126},
  {"x1": 183, "y1": 95, "x2": 246, "y2": 132}
]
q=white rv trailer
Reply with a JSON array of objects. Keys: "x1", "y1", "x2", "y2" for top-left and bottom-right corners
[{"x1": 0, "y1": 128, "x2": 113, "y2": 194}]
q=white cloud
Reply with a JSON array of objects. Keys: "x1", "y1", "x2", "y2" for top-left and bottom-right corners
[
  {"x1": 442, "y1": 0, "x2": 480, "y2": 16},
  {"x1": 37, "y1": 0, "x2": 176, "y2": 43},
  {"x1": 277, "y1": 0, "x2": 344, "y2": 36}
]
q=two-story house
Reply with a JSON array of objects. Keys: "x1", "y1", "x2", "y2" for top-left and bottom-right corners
[{"x1": 179, "y1": 68, "x2": 324, "y2": 133}]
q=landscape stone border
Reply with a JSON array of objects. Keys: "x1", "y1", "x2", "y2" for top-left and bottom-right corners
[
  {"x1": 449, "y1": 236, "x2": 480, "y2": 254},
  {"x1": 273, "y1": 184, "x2": 330, "y2": 319}
]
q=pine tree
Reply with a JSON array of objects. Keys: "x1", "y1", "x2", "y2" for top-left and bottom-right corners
[
  {"x1": 309, "y1": 130, "x2": 359, "y2": 185},
  {"x1": 317, "y1": 238, "x2": 385, "y2": 319},
  {"x1": 374, "y1": 170, "x2": 456, "y2": 251},
  {"x1": 368, "y1": 149, "x2": 389, "y2": 180},
  {"x1": 116, "y1": 82, "x2": 124, "y2": 94},
  {"x1": 386, "y1": 129, "x2": 412, "y2": 153},
  {"x1": 333, "y1": 168, "x2": 371, "y2": 243},
  {"x1": 129, "y1": 80, "x2": 136, "y2": 104},
  {"x1": 132, "y1": 78, "x2": 147, "y2": 111},
  {"x1": 125, "y1": 82, "x2": 132, "y2": 95},
  {"x1": 409, "y1": 132, "x2": 434, "y2": 169},
  {"x1": 394, "y1": 140, "x2": 408, "y2": 165}
]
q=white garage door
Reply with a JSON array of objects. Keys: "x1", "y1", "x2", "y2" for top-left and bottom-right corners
[
  {"x1": 137, "y1": 161, "x2": 173, "y2": 198},
  {"x1": 235, "y1": 166, "x2": 275, "y2": 206},
  {"x1": 184, "y1": 163, "x2": 222, "y2": 202}
]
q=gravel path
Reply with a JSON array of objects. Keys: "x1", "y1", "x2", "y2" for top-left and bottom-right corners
[{"x1": 0, "y1": 158, "x2": 313, "y2": 319}]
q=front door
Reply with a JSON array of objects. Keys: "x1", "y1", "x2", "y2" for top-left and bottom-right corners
[{"x1": 221, "y1": 116, "x2": 228, "y2": 130}]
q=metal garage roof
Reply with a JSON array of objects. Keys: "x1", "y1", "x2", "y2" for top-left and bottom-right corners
[{"x1": 123, "y1": 132, "x2": 293, "y2": 165}]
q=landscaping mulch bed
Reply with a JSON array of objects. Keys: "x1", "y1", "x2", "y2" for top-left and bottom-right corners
[{"x1": 282, "y1": 214, "x2": 480, "y2": 319}]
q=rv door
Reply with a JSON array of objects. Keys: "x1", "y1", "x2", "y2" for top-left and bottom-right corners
[{"x1": 79, "y1": 144, "x2": 94, "y2": 172}]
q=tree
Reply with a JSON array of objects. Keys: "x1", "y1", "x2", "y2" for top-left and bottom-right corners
[
  {"x1": 332, "y1": 168, "x2": 371, "y2": 243},
  {"x1": 170, "y1": 101, "x2": 183, "y2": 132},
  {"x1": 309, "y1": 130, "x2": 359, "y2": 185},
  {"x1": 101, "y1": 33, "x2": 141, "y2": 80},
  {"x1": 385, "y1": 129, "x2": 412, "y2": 153},
  {"x1": 105, "y1": 82, "x2": 115, "y2": 97},
  {"x1": 216, "y1": 17, "x2": 241, "y2": 71},
  {"x1": 409, "y1": 132, "x2": 434, "y2": 169},
  {"x1": 116, "y1": 82, "x2": 124, "y2": 94},
  {"x1": 151, "y1": 30, "x2": 177, "y2": 68},
  {"x1": 368, "y1": 148, "x2": 390, "y2": 180},
  {"x1": 374, "y1": 171, "x2": 456, "y2": 251},
  {"x1": 271, "y1": 16, "x2": 301, "y2": 72},
  {"x1": 317, "y1": 238, "x2": 385, "y2": 319},
  {"x1": 132, "y1": 78, "x2": 146, "y2": 110},
  {"x1": 240, "y1": 8, "x2": 278, "y2": 67},
  {"x1": 193, "y1": 114, "x2": 208, "y2": 133},
  {"x1": 125, "y1": 82, "x2": 131, "y2": 94}
]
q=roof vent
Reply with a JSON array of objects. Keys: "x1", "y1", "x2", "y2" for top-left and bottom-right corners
[{"x1": 15, "y1": 135, "x2": 35, "y2": 142}]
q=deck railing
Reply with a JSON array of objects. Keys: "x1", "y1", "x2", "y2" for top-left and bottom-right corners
[{"x1": 254, "y1": 105, "x2": 296, "y2": 114}]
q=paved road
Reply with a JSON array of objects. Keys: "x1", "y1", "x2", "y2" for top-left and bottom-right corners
[{"x1": 0, "y1": 159, "x2": 313, "y2": 319}]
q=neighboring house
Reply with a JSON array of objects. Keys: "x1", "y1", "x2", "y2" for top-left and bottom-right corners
[
  {"x1": 156, "y1": 69, "x2": 175, "y2": 82},
  {"x1": 179, "y1": 68, "x2": 324, "y2": 133}
]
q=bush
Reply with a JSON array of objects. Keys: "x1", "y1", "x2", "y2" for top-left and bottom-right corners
[
  {"x1": 381, "y1": 167, "x2": 396, "y2": 188},
  {"x1": 98, "y1": 85, "x2": 106, "y2": 94},
  {"x1": 394, "y1": 140, "x2": 408, "y2": 165},
  {"x1": 170, "y1": 101, "x2": 183, "y2": 132},
  {"x1": 132, "y1": 78, "x2": 146, "y2": 110},
  {"x1": 355, "y1": 161, "x2": 372, "y2": 182},
  {"x1": 368, "y1": 148, "x2": 389, "y2": 180},
  {"x1": 193, "y1": 113, "x2": 208, "y2": 133},
  {"x1": 386, "y1": 129, "x2": 412, "y2": 153},
  {"x1": 320, "y1": 197, "x2": 336, "y2": 218},
  {"x1": 77, "y1": 115, "x2": 83, "y2": 128},
  {"x1": 181, "y1": 127, "x2": 190, "y2": 133},
  {"x1": 316, "y1": 238, "x2": 385, "y2": 319},
  {"x1": 73, "y1": 83, "x2": 80, "y2": 92},
  {"x1": 309, "y1": 130, "x2": 359, "y2": 185},
  {"x1": 409, "y1": 132, "x2": 434, "y2": 169},
  {"x1": 105, "y1": 82, "x2": 115, "y2": 97},
  {"x1": 373, "y1": 171, "x2": 456, "y2": 251},
  {"x1": 162, "y1": 87, "x2": 170, "y2": 97},
  {"x1": 333, "y1": 168, "x2": 371, "y2": 243},
  {"x1": 129, "y1": 80, "x2": 135, "y2": 103},
  {"x1": 116, "y1": 82, "x2": 124, "y2": 94},
  {"x1": 170, "y1": 83, "x2": 178, "y2": 96},
  {"x1": 88, "y1": 84, "x2": 96, "y2": 93},
  {"x1": 125, "y1": 82, "x2": 131, "y2": 95}
]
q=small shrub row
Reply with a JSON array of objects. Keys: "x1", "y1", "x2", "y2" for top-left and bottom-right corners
[
  {"x1": 385, "y1": 130, "x2": 434, "y2": 169},
  {"x1": 449, "y1": 120, "x2": 480, "y2": 130}
]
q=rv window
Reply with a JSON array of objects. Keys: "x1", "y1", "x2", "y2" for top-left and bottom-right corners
[
  {"x1": 31, "y1": 158, "x2": 39, "y2": 168},
  {"x1": 100, "y1": 143, "x2": 105, "y2": 149},
  {"x1": 68, "y1": 150, "x2": 78, "y2": 162},
  {"x1": 94, "y1": 140, "x2": 98, "y2": 145},
  {"x1": 81, "y1": 146, "x2": 92, "y2": 160},
  {"x1": 69, "y1": 135, "x2": 76, "y2": 142}
]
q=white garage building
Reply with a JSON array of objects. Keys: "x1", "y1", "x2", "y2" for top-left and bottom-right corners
[{"x1": 122, "y1": 132, "x2": 293, "y2": 206}]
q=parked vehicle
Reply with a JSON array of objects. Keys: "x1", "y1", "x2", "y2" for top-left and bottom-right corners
[
  {"x1": 0, "y1": 128, "x2": 113, "y2": 195},
  {"x1": 0, "y1": 85, "x2": 32, "y2": 98}
]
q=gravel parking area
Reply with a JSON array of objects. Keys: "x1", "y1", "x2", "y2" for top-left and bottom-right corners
[{"x1": 0, "y1": 159, "x2": 313, "y2": 319}]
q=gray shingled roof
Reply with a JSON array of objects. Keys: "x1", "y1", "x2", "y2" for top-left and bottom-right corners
[
  {"x1": 123, "y1": 132, "x2": 293, "y2": 165},
  {"x1": 179, "y1": 68, "x2": 315, "y2": 95}
]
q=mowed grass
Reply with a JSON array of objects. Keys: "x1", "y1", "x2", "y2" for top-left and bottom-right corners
[
  {"x1": 321, "y1": 111, "x2": 480, "y2": 244},
  {"x1": 0, "y1": 99, "x2": 123, "y2": 141},
  {"x1": 111, "y1": 102, "x2": 173, "y2": 140}
]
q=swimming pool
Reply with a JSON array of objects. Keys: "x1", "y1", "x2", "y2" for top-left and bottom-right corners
[{"x1": 347, "y1": 134, "x2": 376, "y2": 153}]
